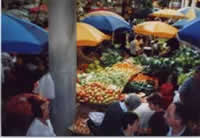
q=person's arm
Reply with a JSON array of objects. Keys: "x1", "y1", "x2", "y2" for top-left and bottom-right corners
[
  {"x1": 77, "y1": 47, "x2": 94, "y2": 62},
  {"x1": 178, "y1": 77, "x2": 192, "y2": 94}
]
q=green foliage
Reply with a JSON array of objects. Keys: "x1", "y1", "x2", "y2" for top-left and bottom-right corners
[
  {"x1": 100, "y1": 48, "x2": 124, "y2": 67},
  {"x1": 123, "y1": 81, "x2": 155, "y2": 95},
  {"x1": 177, "y1": 71, "x2": 194, "y2": 85},
  {"x1": 172, "y1": 46, "x2": 200, "y2": 73},
  {"x1": 132, "y1": 46, "x2": 200, "y2": 86}
]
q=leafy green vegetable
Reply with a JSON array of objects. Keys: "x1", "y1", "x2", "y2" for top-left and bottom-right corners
[
  {"x1": 123, "y1": 81, "x2": 155, "y2": 95},
  {"x1": 100, "y1": 48, "x2": 123, "y2": 67}
]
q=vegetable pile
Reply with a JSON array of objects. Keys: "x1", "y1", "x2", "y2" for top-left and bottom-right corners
[
  {"x1": 77, "y1": 59, "x2": 142, "y2": 104},
  {"x1": 100, "y1": 48, "x2": 123, "y2": 67}
]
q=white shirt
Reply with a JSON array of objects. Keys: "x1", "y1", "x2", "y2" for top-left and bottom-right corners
[
  {"x1": 167, "y1": 126, "x2": 186, "y2": 136},
  {"x1": 34, "y1": 73, "x2": 55, "y2": 100},
  {"x1": 119, "y1": 102, "x2": 128, "y2": 112},
  {"x1": 26, "y1": 118, "x2": 56, "y2": 136},
  {"x1": 134, "y1": 103, "x2": 154, "y2": 129},
  {"x1": 172, "y1": 90, "x2": 181, "y2": 103}
]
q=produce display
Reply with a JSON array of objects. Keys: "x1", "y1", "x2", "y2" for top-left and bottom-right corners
[
  {"x1": 76, "y1": 36, "x2": 200, "y2": 109},
  {"x1": 132, "y1": 46, "x2": 200, "y2": 76},
  {"x1": 130, "y1": 73, "x2": 159, "y2": 88},
  {"x1": 85, "y1": 60, "x2": 104, "y2": 73},
  {"x1": 78, "y1": 61, "x2": 142, "y2": 90},
  {"x1": 132, "y1": 55, "x2": 175, "y2": 75},
  {"x1": 123, "y1": 81, "x2": 155, "y2": 95},
  {"x1": 77, "y1": 59, "x2": 142, "y2": 104},
  {"x1": 77, "y1": 82, "x2": 120, "y2": 104},
  {"x1": 173, "y1": 47, "x2": 200, "y2": 73},
  {"x1": 100, "y1": 48, "x2": 123, "y2": 67}
]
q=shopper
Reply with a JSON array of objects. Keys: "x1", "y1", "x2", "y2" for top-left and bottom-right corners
[
  {"x1": 120, "y1": 112, "x2": 140, "y2": 136},
  {"x1": 145, "y1": 93, "x2": 168, "y2": 136},
  {"x1": 26, "y1": 96, "x2": 56, "y2": 136},
  {"x1": 164, "y1": 102, "x2": 192, "y2": 136},
  {"x1": 100, "y1": 94, "x2": 141, "y2": 136},
  {"x1": 147, "y1": 93, "x2": 166, "y2": 112},
  {"x1": 179, "y1": 65, "x2": 200, "y2": 108}
]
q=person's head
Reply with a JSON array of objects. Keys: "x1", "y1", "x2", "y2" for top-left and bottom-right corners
[
  {"x1": 166, "y1": 38, "x2": 179, "y2": 50},
  {"x1": 193, "y1": 65, "x2": 200, "y2": 80},
  {"x1": 147, "y1": 93, "x2": 166, "y2": 111},
  {"x1": 124, "y1": 94, "x2": 141, "y2": 111},
  {"x1": 28, "y1": 96, "x2": 49, "y2": 120},
  {"x1": 121, "y1": 112, "x2": 139, "y2": 135},
  {"x1": 164, "y1": 102, "x2": 187, "y2": 129},
  {"x1": 149, "y1": 112, "x2": 168, "y2": 136}
]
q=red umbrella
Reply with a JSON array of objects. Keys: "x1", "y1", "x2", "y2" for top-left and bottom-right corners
[
  {"x1": 89, "y1": 8, "x2": 112, "y2": 13},
  {"x1": 5, "y1": 93, "x2": 47, "y2": 116}
]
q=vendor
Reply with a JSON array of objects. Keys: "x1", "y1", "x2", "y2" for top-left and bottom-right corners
[
  {"x1": 77, "y1": 47, "x2": 99, "y2": 65},
  {"x1": 130, "y1": 35, "x2": 144, "y2": 56}
]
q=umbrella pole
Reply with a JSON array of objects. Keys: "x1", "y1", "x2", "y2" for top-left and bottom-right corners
[
  {"x1": 112, "y1": 31, "x2": 115, "y2": 45},
  {"x1": 49, "y1": 0, "x2": 76, "y2": 135}
]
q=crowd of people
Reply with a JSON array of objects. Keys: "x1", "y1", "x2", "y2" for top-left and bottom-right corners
[
  {"x1": 2, "y1": 51, "x2": 57, "y2": 136},
  {"x1": 88, "y1": 66, "x2": 200, "y2": 136}
]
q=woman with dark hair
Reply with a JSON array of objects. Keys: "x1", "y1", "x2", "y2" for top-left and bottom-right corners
[
  {"x1": 26, "y1": 96, "x2": 56, "y2": 136},
  {"x1": 120, "y1": 112, "x2": 140, "y2": 136},
  {"x1": 146, "y1": 93, "x2": 169, "y2": 136}
]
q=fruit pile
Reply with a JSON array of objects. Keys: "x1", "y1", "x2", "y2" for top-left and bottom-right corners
[
  {"x1": 77, "y1": 83, "x2": 121, "y2": 104},
  {"x1": 112, "y1": 62, "x2": 143, "y2": 77},
  {"x1": 73, "y1": 116, "x2": 90, "y2": 135},
  {"x1": 85, "y1": 60, "x2": 104, "y2": 73}
]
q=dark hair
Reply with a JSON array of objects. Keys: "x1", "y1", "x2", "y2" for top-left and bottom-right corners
[
  {"x1": 28, "y1": 96, "x2": 47, "y2": 118},
  {"x1": 121, "y1": 112, "x2": 139, "y2": 130},
  {"x1": 135, "y1": 35, "x2": 143, "y2": 40},
  {"x1": 147, "y1": 93, "x2": 166, "y2": 110},
  {"x1": 149, "y1": 112, "x2": 168, "y2": 136},
  {"x1": 174, "y1": 102, "x2": 188, "y2": 125},
  {"x1": 166, "y1": 38, "x2": 179, "y2": 50},
  {"x1": 195, "y1": 65, "x2": 200, "y2": 73}
]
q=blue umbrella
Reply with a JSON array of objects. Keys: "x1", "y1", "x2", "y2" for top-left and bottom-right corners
[
  {"x1": 178, "y1": 17, "x2": 200, "y2": 48},
  {"x1": 174, "y1": 7, "x2": 200, "y2": 28},
  {"x1": 173, "y1": 19, "x2": 190, "y2": 28},
  {"x1": 2, "y1": 13, "x2": 48, "y2": 54},
  {"x1": 81, "y1": 15, "x2": 131, "y2": 34},
  {"x1": 178, "y1": 7, "x2": 200, "y2": 17}
]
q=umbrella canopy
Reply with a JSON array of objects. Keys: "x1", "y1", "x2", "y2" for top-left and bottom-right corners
[
  {"x1": 134, "y1": 21, "x2": 178, "y2": 39},
  {"x1": 2, "y1": 13, "x2": 48, "y2": 54},
  {"x1": 150, "y1": 9, "x2": 185, "y2": 19},
  {"x1": 174, "y1": 7, "x2": 200, "y2": 28},
  {"x1": 81, "y1": 15, "x2": 131, "y2": 33},
  {"x1": 178, "y1": 7, "x2": 200, "y2": 18},
  {"x1": 77, "y1": 22, "x2": 110, "y2": 46},
  {"x1": 84, "y1": 10, "x2": 124, "y2": 20},
  {"x1": 178, "y1": 17, "x2": 200, "y2": 48}
]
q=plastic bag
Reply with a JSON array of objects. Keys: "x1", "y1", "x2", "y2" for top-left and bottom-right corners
[{"x1": 89, "y1": 112, "x2": 105, "y2": 126}]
